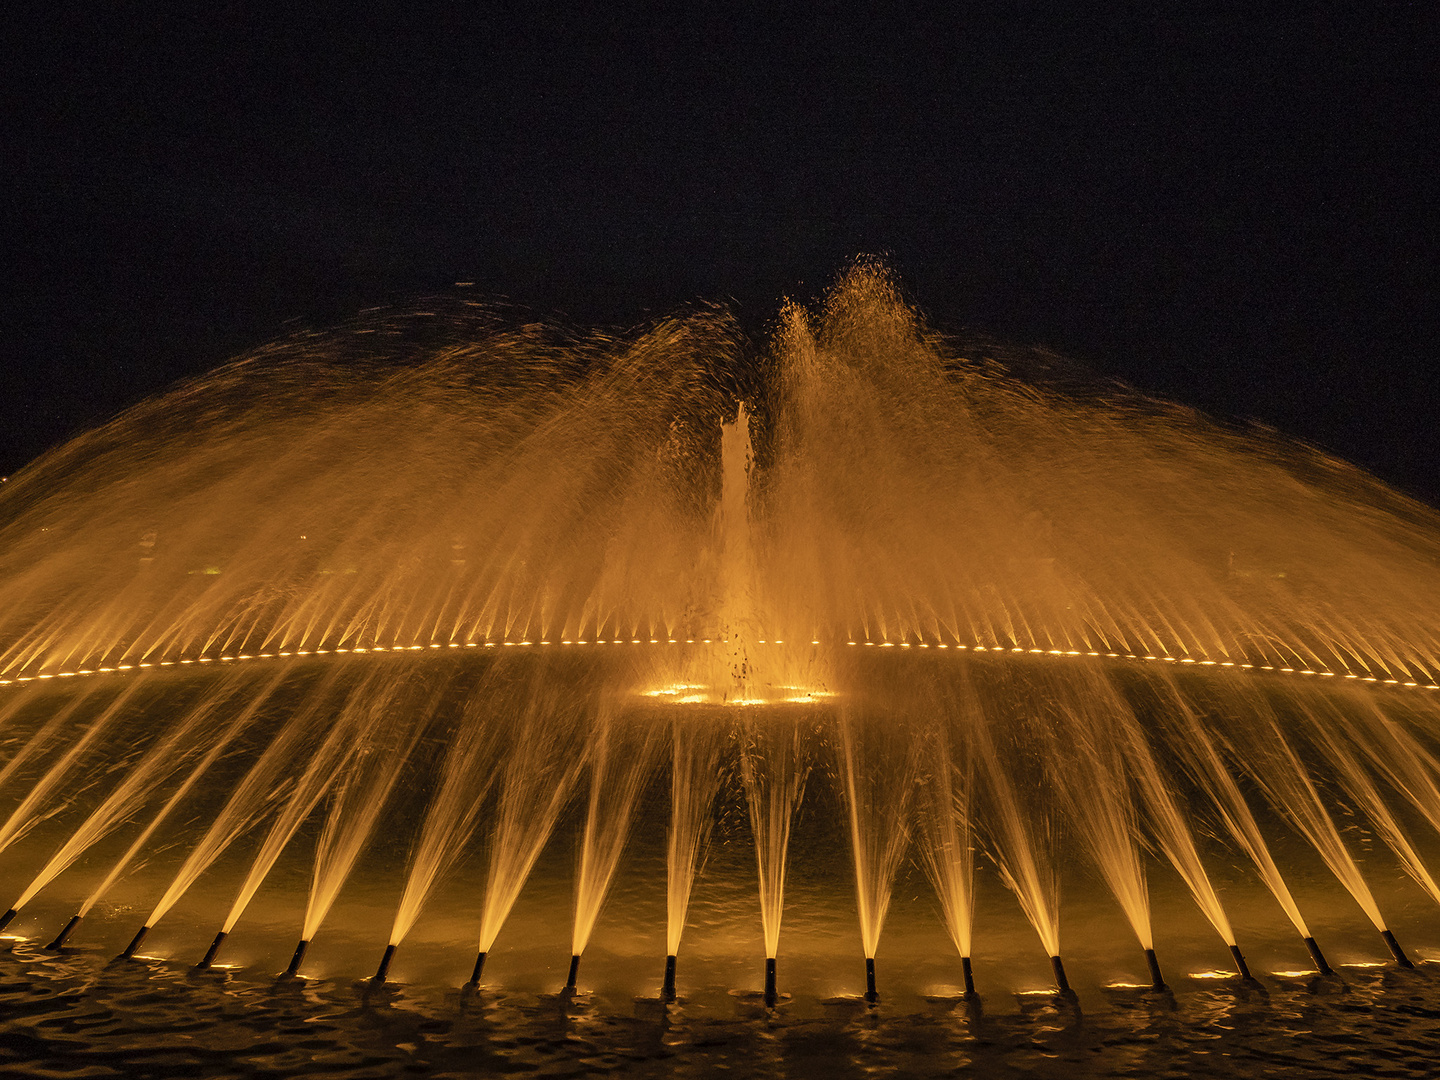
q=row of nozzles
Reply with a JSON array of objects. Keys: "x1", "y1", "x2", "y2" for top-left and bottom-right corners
[{"x1": 7, "y1": 908, "x2": 1416, "y2": 997}]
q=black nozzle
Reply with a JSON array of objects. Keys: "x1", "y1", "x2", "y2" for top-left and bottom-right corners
[
  {"x1": 1229, "y1": 943, "x2": 1255, "y2": 982},
  {"x1": 467, "y1": 950, "x2": 487, "y2": 987},
  {"x1": 1380, "y1": 929, "x2": 1414, "y2": 969},
  {"x1": 121, "y1": 925, "x2": 150, "y2": 959},
  {"x1": 764, "y1": 956, "x2": 778, "y2": 1007},
  {"x1": 864, "y1": 956, "x2": 877, "y2": 1003},
  {"x1": 961, "y1": 955, "x2": 976, "y2": 996},
  {"x1": 662, "y1": 954, "x2": 677, "y2": 1001},
  {"x1": 564, "y1": 953, "x2": 581, "y2": 992},
  {"x1": 0, "y1": 907, "x2": 16, "y2": 933},
  {"x1": 1050, "y1": 954, "x2": 1071, "y2": 994},
  {"x1": 1303, "y1": 936, "x2": 1334, "y2": 976},
  {"x1": 196, "y1": 930, "x2": 227, "y2": 970},
  {"x1": 374, "y1": 943, "x2": 397, "y2": 983},
  {"x1": 284, "y1": 939, "x2": 309, "y2": 978},
  {"x1": 1145, "y1": 947, "x2": 1167, "y2": 991},
  {"x1": 46, "y1": 914, "x2": 82, "y2": 951}
]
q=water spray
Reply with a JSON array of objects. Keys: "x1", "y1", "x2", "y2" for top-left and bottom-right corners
[
  {"x1": 1379, "y1": 929, "x2": 1414, "y2": 968},
  {"x1": 864, "y1": 957, "x2": 878, "y2": 1003},
  {"x1": 564, "y1": 953, "x2": 581, "y2": 992},
  {"x1": 1303, "y1": 936, "x2": 1334, "y2": 976},
  {"x1": 46, "y1": 914, "x2": 82, "y2": 950},
  {"x1": 1049, "y1": 955, "x2": 1071, "y2": 994},
  {"x1": 373, "y1": 943, "x2": 398, "y2": 983},
  {"x1": 196, "y1": 930, "x2": 227, "y2": 969},
  {"x1": 661, "y1": 954, "x2": 677, "y2": 1001},
  {"x1": 285, "y1": 939, "x2": 309, "y2": 977},
  {"x1": 764, "y1": 957, "x2": 778, "y2": 1006}
]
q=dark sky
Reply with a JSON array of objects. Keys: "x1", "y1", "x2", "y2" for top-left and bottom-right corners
[{"x1": 4, "y1": 5, "x2": 1437, "y2": 500}]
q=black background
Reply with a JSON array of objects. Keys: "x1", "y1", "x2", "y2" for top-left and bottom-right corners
[{"x1": 4, "y1": 5, "x2": 1436, "y2": 500}]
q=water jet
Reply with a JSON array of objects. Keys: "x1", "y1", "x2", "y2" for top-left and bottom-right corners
[{"x1": 0, "y1": 267, "x2": 1438, "y2": 1023}]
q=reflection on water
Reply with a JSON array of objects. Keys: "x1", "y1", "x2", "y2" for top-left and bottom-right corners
[{"x1": 2, "y1": 939, "x2": 1439, "y2": 1078}]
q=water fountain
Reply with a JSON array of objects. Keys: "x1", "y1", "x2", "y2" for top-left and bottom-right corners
[{"x1": 0, "y1": 265, "x2": 1438, "y2": 1031}]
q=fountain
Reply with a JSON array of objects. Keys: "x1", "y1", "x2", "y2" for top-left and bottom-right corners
[{"x1": 1, "y1": 264, "x2": 1439, "y2": 1023}]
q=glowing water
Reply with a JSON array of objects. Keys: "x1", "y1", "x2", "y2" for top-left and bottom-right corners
[{"x1": 0, "y1": 266, "x2": 1439, "y2": 1004}]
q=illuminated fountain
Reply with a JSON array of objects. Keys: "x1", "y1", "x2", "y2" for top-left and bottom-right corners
[{"x1": 1, "y1": 267, "x2": 1439, "y2": 1011}]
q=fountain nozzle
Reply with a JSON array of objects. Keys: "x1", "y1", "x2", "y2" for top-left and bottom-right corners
[
  {"x1": 864, "y1": 956, "x2": 878, "y2": 1003},
  {"x1": 1303, "y1": 936, "x2": 1334, "y2": 976},
  {"x1": 1145, "y1": 947, "x2": 1167, "y2": 991},
  {"x1": 466, "y1": 950, "x2": 487, "y2": 988},
  {"x1": 120, "y1": 925, "x2": 150, "y2": 959},
  {"x1": 1380, "y1": 929, "x2": 1414, "y2": 969},
  {"x1": 0, "y1": 908, "x2": 16, "y2": 933},
  {"x1": 662, "y1": 954, "x2": 677, "y2": 1001},
  {"x1": 1228, "y1": 943, "x2": 1256, "y2": 982},
  {"x1": 196, "y1": 930, "x2": 227, "y2": 970},
  {"x1": 373, "y1": 943, "x2": 397, "y2": 983},
  {"x1": 1050, "y1": 955, "x2": 1071, "y2": 994},
  {"x1": 284, "y1": 939, "x2": 309, "y2": 978},
  {"x1": 961, "y1": 955, "x2": 976, "y2": 996},
  {"x1": 46, "y1": 914, "x2": 82, "y2": 951},
  {"x1": 764, "y1": 956, "x2": 778, "y2": 1007},
  {"x1": 565, "y1": 953, "x2": 581, "y2": 992}
]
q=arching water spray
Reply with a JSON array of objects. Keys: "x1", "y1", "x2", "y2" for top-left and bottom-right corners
[
  {"x1": 467, "y1": 684, "x2": 589, "y2": 987},
  {"x1": 915, "y1": 709, "x2": 977, "y2": 996},
  {"x1": 837, "y1": 709, "x2": 918, "y2": 1001},
  {"x1": 663, "y1": 712, "x2": 727, "y2": 1000},
  {"x1": 567, "y1": 707, "x2": 665, "y2": 989},
  {"x1": 739, "y1": 714, "x2": 810, "y2": 1006}
]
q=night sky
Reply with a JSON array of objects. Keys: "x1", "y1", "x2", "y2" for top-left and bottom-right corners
[{"x1": 4, "y1": 6, "x2": 1437, "y2": 501}]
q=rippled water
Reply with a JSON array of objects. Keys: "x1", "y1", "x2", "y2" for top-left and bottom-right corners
[{"x1": 3, "y1": 937, "x2": 1438, "y2": 1078}]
